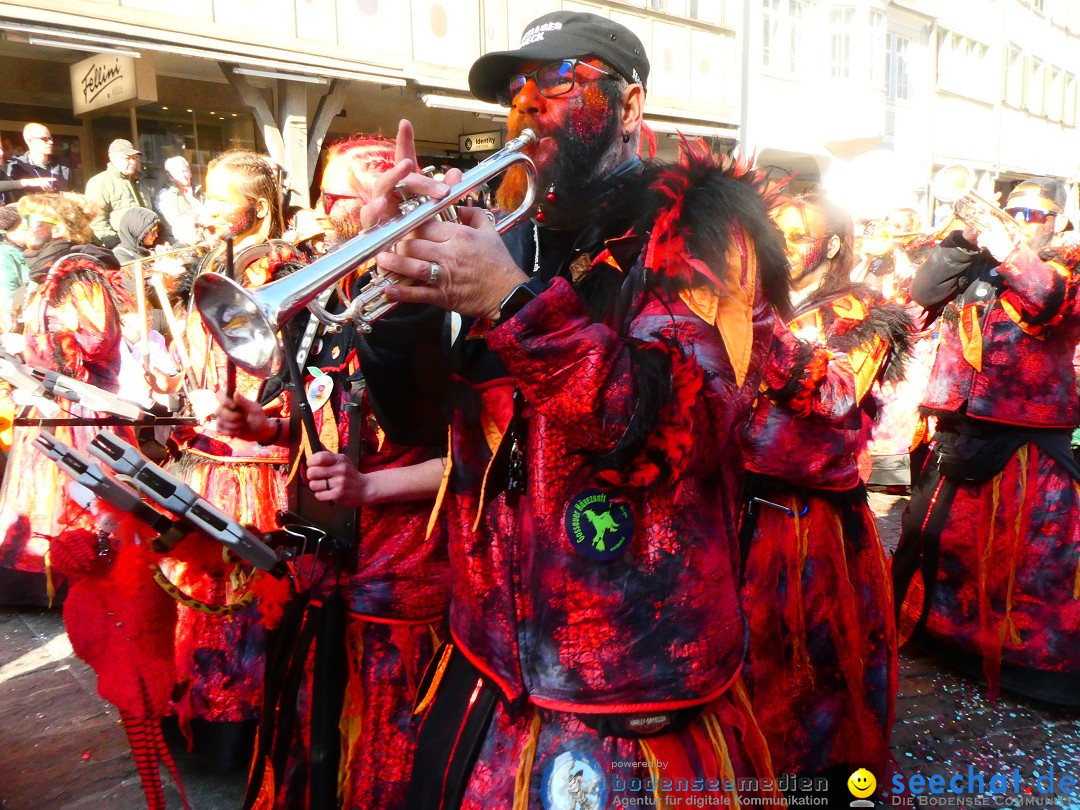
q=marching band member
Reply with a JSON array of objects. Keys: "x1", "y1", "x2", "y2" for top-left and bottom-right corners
[
  {"x1": 216, "y1": 135, "x2": 449, "y2": 809},
  {"x1": 356, "y1": 12, "x2": 790, "y2": 808},
  {"x1": 0, "y1": 193, "x2": 131, "y2": 605},
  {"x1": 893, "y1": 177, "x2": 1080, "y2": 706},
  {"x1": 739, "y1": 194, "x2": 911, "y2": 802},
  {"x1": 162, "y1": 150, "x2": 297, "y2": 768}
]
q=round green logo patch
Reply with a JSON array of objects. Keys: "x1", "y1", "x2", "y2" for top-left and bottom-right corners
[{"x1": 564, "y1": 488, "x2": 634, "y2": 562}]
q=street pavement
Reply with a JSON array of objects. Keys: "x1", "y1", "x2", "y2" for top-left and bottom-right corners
[{"x1": 0, "y1": 492, "x2": 1077, "y2": 808}]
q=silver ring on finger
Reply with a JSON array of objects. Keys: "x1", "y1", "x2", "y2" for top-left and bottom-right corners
[{"x1": 428, "y1": 261, "x2": 442, "y2": 285}]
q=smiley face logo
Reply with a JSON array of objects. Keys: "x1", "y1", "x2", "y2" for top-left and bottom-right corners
[{"x1": 848, "y1": 768, "x2": 877, "y2": 799}]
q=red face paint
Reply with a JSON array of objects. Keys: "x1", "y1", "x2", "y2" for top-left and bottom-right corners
[
  {"x1": 569, "y1": 83, "x2": 611, "y2": 142},
  {"x1": 776, "y1": 203, "x2": 830, "y2": 284},
  {"x1": 221, "y1": 205, "x2": 256, "y2": 238},
  {"x1": 496, "y1": 64, "x2": 619, "y2": 213}
]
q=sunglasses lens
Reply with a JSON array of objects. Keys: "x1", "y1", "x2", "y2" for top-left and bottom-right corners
[
  {"x1": 1008, "y1": 208, "x2": 1050, "y2": 224},
  {"x1": 537, "y1": 61, "x2": 576, "y2": 96},
  {"x1": 500, "y1": 75, "x2": 528, "y2": 106}
]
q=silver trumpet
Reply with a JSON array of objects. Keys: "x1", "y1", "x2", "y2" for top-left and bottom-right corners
[
  {"x1": 193, "y1": 128, "x2": 538, "y2": 379},
  {"x1": 932, "y1": 163, "x2": 1021, "y2": 241}
]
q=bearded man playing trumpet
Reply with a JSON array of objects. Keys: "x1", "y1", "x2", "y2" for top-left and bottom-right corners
[
  {"x1": 893, "y1": 176, "x2": 1080, "y2": 706},
  {"x1": 349, "y1": 11, "x2": 793, "y2": 809}
]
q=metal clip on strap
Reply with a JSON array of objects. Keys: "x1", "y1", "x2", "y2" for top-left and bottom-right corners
[{"x1": 750, "y1": 496, "x2": 809, "y2": 517}]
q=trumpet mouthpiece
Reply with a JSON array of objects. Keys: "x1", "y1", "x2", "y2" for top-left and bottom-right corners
[{"x1": 515, "y1": 128, "x2": 538, "y2": 146}]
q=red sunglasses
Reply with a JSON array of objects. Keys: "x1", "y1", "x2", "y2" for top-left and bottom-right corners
[
  {"x1": 321, "y1": 190, "x2": 362, "y2": 212},
  {"x1": 1005, "y1": 207, "x2": 1053, "y2": 224}
]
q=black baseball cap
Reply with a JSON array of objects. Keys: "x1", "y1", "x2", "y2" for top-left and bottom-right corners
[
  {"x1": 469, "y1": 11, "x2": 649, "y2": 104},
  {"x1": 1005, "y1": 177, "x2": 1067, "y2": 214}
]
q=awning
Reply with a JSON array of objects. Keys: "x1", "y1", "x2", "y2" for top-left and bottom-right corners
[{"x1": 0, "y1": 15, "x2": 405, "y2": 86}]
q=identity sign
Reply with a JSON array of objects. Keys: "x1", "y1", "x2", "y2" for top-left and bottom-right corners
[{"x1": 459, "y1": 131, "x2": 502, "y2": 153}]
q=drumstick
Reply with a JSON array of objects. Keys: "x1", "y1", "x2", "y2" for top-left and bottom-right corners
[{"x1": 224, "y1": 236, "x2": 237, "y2": 399}]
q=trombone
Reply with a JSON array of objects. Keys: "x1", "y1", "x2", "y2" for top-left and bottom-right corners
[{"x1": 193, "y1": 128, "x2": 539, "y2": 379}]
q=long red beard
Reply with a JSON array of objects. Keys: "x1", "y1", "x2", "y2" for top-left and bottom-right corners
[
  {"x1": 496, "y1": 163, "x2": 531, "y2": 212},
  {"x1": 497, "y1": 112, "x2": 543, "y2": 212}
]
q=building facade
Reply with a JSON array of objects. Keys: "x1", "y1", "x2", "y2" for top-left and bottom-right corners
[
  {"x1": 0, "y1": 0, "x2": 741, "y2": 205},
  {"x1": 1, "y1": 0, "x2": 1078, "y2": 222},
  {"x1": 744, "y1": 0, "x2": 1080, "y2": 222}
]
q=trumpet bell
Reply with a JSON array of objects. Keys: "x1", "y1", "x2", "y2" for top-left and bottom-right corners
[
  {"x1": 931, "y1": 164, "x2": 976, "y2": 205},
  {"x1": 930, "y1": 163, "x2": 1019, "y2": 241},
  {"x1": 194, "y1": 128, "x2": 538, "y2": 380},
  {"x1": 193, "y1": 273, "x2": 285, "y2": 377}
]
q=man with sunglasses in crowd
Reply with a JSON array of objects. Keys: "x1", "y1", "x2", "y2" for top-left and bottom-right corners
[
  {"x1": 5, "y1": 123, "x2": 68, "y2": 201},
  {"x1": 354, "y1": 11, "x2": 791, "y2": 809},
  {"x1": 893, "y1": 177, "x2": 1080, "y2": 707}
]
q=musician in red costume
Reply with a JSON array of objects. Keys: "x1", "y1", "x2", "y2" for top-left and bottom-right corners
[
  {"x1": 739, "y1": 194, "x2": 910, "y2": 802},
  {"x1": 215, "y1": 135, "x2": 449, "y2": 808},
  {"x1": 163, "y1": 150, "x2": 296, "y2": 768},
  {"x1": 0, "y1": 192, "x2": 131, "y2": 605},
  {"x1": 354, "y1": 12, "x2": 792, "y2": 808},
  {"x1": 893, "y1": 178, "x2": 1080, "y2": 705}
]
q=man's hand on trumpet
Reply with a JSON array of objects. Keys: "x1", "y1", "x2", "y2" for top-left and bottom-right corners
[
  {"x1": 361, "y1": 119, "x2": 530, "y2": 321},
  {"x1": 970, "y1": 217, "x2": 1021, "y2": 263}
]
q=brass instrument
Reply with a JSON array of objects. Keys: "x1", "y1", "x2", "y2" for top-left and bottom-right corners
[
  {"x1": 120, "y1": 242, "x2": 210, "y2": 270},
  {"x1": 193, "y1": 128, "x2": 539, "y2": 379},
  {"x1": 932, "y1": 164, "x2": 1020, "y2": 239},
  {"x1": 857, "y1": 220, "x2": 928, "y2": 258}
]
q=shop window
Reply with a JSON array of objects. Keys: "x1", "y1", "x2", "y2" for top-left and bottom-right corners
[
  {"x1": 0, "y1": 125, "x2": 85, "y2": 191},
  {"x1": 86, "y1": 106, "x2": 256, "y2": 206}
]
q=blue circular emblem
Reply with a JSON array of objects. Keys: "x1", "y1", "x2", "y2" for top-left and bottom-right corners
[
  {"x1": 541, "y1": 749, "x2": 608, "y2": 810},
  {"x1": 564, "y1": 488, "x2": 634, "y2": 562}
]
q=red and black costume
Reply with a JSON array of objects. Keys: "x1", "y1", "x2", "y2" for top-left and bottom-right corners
[
  {"x1": 362, "y1": 149, "x2": 791, "y2": 808},
  {"x1": 249, "y1": 305, "x2": 450, "y2": 810},
  {"x1": 0, "y1": 245, "x2": 186, "y2": 806},
  {"x1": 0, "y1": 243, "x2": 130, "y2": 605},
  {"x1": 893, "y1": 231, "x2": 1080, "y2": 704},
  {"x1": 162, "y1": 243, "x2": 301, "y2": 765},
  {"x1": 740, "y1": 284, "x2": 911, "y2": 785}
]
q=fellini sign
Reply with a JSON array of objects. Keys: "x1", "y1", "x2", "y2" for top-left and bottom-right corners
[{"x1": 70, "y1": 51, "x2": 157, "y2": 116}]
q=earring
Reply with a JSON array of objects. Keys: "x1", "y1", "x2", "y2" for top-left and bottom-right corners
[{"x1": 622, "y1": 132, "x2": 630, "y2": 143}]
